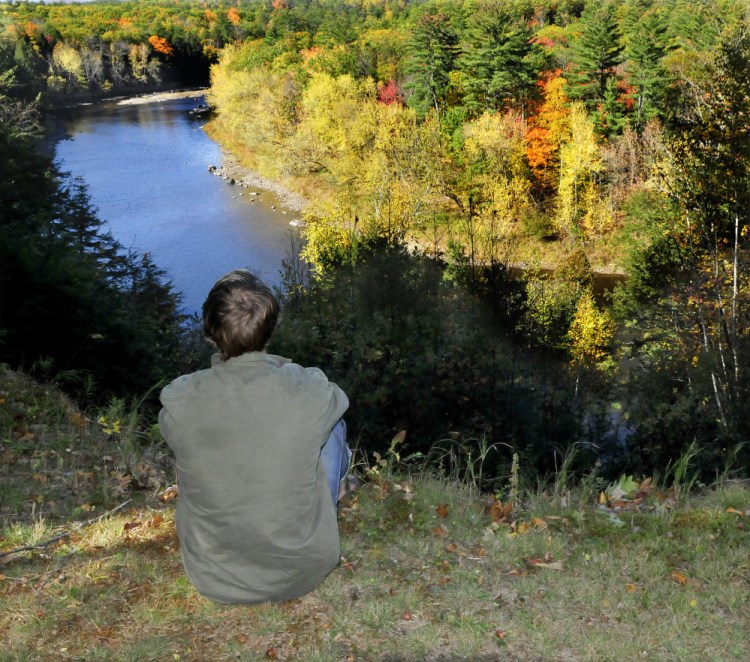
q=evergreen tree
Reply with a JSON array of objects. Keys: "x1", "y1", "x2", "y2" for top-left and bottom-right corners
[
  {"x1": 0, "y1": 79, "x2": 187, "y2": 398},
  {"x1": 623, "y1": 6, "x2": 670, "y2": 130},
  {"x1": 459, "y1": 3, "x2": 542, "y2": 117},
  {"x1": 566, "y1": 2, "x2": 624, "y2": 110},
  {"x1": 404, "y1": 11, "x2": 459, "y2": 118}
]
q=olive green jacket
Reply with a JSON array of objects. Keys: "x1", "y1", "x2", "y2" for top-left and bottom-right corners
[{"x1": 159, "y1": 352, "x2": 348, "y2": 604}]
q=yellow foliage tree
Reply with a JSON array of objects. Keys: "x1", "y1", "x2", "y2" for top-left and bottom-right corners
[
  {"x1": 52, "y1": 42, "x2": 85, "y2": 87},
  {"x1": 300, "y1": 196, "x2": 358, "y2": 273},
  {"x1": 556, "y1": 102, "x2": 603, "y2": 238},
  {"x1": 294, "y1": 73, "x2": 377, "y2": 181},
  {"x1": 567, "y1": 292, "x2": 615, "y2": 366},
  {"x1": 460, "y1": 111, "x2": 532, "y2": 264}
]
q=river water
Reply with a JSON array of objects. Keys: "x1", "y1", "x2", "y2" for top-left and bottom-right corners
[{"x1": 53, "y1": 93, "x2": 298, "y2": 314}]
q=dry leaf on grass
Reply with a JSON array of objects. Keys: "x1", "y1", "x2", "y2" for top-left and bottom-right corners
[
  {"x1": 159, "y1": 485, "x2": 179, "y2": 502},
  {"x1": 526, "y1": 558, "x2": 563, "y2": 570},
  {"x1": 671, "y1": 570, "x2": 688, "y2": 585},
  {"x1": 487, "y1": 499, "x2": 513, "y2": 523},
  {"x1": 726, "y1": 507, "x2": 749, "y2": 516}
]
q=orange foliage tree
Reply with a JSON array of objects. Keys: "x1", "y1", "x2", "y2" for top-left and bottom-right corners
[
  {"x1": 227, "y1": 7, "x2": 241, "y2": 26},
  {"x1": 525, "y1": 70, "x2": 570, "y2": 194},
  {"x1": 148, "y1": 35, "x2": 174, "y2": 56}
]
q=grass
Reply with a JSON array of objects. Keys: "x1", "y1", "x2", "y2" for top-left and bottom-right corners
[{"x1": 2, "y1": 367, "x2": 750, "y2": 660}]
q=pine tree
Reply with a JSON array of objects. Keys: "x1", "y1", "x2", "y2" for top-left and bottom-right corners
[
  {"x1": 459, "y1": 3, "x2": 541, "y2": 117},
  {"x1": 623, "y1": 7, "x2": 670, "y2": 130},
  {"x1": 566, "y1": 2, "x2": 624, "y2": 110},
  {"x1": 404, "y1": 11, "x2": 459, "y2": 119}
]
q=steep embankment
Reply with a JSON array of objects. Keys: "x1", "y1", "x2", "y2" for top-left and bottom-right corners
[{"x1": 2, "y1": 367, "x2": 750, "y2": 660}]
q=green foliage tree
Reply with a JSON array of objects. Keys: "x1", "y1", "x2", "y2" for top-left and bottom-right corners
[
  {"x1": 459, "y1": 2, "x2": 541, "y2": 116},
  {"x1": 566, "y1": 2, "x2": 623, "y2": 111},
  {"x1": 273, "y1": 237, "x2": 582, "y2": 478},
  {"x1": 404, "y1": 11, "x2": 459, "y2": 118},
  {"x1": 623, "y1": 5, "x2": 670, "y2": 130},
  {"x1": 0, "y1": 80, "x2": 188, "y2": 399}
]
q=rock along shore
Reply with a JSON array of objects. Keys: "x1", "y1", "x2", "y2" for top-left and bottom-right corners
[{"x1": 209, "y1": 158, "x2": 309, "y2": 214}]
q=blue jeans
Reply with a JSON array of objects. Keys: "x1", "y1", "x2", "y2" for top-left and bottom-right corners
[{"x1": 319, "y1": 420, "x2": 351, "y2": 505}]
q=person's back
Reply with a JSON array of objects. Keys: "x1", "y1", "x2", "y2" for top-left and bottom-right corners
[{"x1": 159, "y1": 271, "x2": 349, "y2": 604}]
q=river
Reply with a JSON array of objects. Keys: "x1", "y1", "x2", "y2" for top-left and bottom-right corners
[{"x1": 53, "y1": 92, "x2": 300, "y2": 314}]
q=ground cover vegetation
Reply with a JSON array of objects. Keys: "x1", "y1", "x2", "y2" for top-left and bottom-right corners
[{"x1": 2, "y1": 369, "x2": 749, "y2": 660}]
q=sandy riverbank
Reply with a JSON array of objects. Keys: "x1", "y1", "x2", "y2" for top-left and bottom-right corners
[{"x1": 117, "y1": 88, "x2": 208, "y2": 105}]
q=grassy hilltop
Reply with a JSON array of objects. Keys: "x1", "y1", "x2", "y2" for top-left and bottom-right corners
[{"x1": 2, "y1": 367, "x2": 749, "y2": 661}]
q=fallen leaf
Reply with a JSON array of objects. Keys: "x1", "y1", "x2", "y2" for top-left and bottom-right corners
[
  {"x1": 606, "y1": 475, "x2": 639, "y2": 501},
  {"x1": 32, "y1": 473, "x2": 48, "y2": 485},
  {"x1": 445, "y1": 543, "x2": 459, "y2": 554},
  {"x1": 111, "y1": 473, "x2": 132, "y2": 497},
  {"x1": 531, "y1": 517, "x2": 547, "y2": 529},
  {"x1": 159, "y1": 485, "x2": 179, "y2": 502},
  {"x1": 495, "y1": 629, "x2": 507, "y2": 640},
  {"x1": 402, "y1": 611, "x2": 413, "y2": 621},
  {"x1": 726, "y1": 507, "x2": 746, "y2": 516},
  {"x1": 671, "y1": 571, "x2": 688, "y2": 585},
  {"x1": 526, "y1": 558, "x2": 563, "y2": 570},
  {"x1": 265, "y1": 647, "x2": 278, "y2": 659},
  {"x1": 67, "y1": 410, "x2": 85, "y2": 429},
  {"x1": 148, "y1": 514, "x2": 164, "y2": 528},
  {"x1": 123, "y1": 521, "x2": 141, "y2": 532},
  {"x1": 432, "y1": 526, "x2": 449, "y2": 536},
  {"x1": 505, "y1": 568, "x2": 529, "y2": 577},
  {"x1": 488, "y1": 499, "x2": 513, "y2": 523},
  {"x1": 626, "y1": 583, "x2": 636, "y2": 593},
  {"x1": 514, "y1": 520, "x2": 531, "y2": 534},
  {"x1": 234, "y1": 634, "x2": 248, "y2": 644},
  {"x1": 392, "y1": 430, "x2": 407, "y2": 446},
  {"x1": 436, "y1": 503, "x2": 449, "y2": 519},
  {"x1": 634, "y1": 477, "x2": 654, "y2": 498}
]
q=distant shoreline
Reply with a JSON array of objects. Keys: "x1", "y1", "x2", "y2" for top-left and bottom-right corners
[{"x1": 116, "y1": 88, "x2": 208, "y2": 106}]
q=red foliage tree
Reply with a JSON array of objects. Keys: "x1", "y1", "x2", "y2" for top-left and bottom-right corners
[{"x1": 377, "y1": 79, "x2": 403, "y2": 106}]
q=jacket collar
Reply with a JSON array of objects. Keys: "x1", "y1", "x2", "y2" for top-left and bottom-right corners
[{"x1": 211, "y1": 351, "x2": 291, "y2": 368}]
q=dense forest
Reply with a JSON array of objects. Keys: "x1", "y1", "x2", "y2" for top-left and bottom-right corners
[{"x1": 1, "y1": 0, "x2": 748, "y2": 484}]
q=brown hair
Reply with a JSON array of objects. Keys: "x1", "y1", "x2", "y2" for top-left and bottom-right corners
[{"x1": 202, "y1": 270, "x2": 279, "y2": 359}]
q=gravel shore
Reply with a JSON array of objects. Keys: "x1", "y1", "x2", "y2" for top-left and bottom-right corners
[{"x1": 209, "y1": 158, "x2": 309, "y2": 213}]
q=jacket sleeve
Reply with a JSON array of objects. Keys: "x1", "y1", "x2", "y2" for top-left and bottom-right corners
[{"x1": 293, "y1": 365, "x2": 349, "y2": 443}]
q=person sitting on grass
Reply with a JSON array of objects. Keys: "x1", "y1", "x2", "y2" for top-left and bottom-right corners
[{"x1": 159, "y1": 270, "x2": 350, "y2": 604}]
